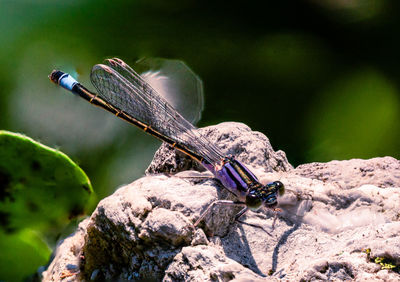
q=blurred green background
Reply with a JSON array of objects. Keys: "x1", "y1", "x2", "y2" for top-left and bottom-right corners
[{"x1": 1, "y1": 0, "x2": 399, "y2": 200}]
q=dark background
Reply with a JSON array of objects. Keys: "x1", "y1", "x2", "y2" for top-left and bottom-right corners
[{"x1": 1, "y1": 0, "x2": 399, "y2": 199}]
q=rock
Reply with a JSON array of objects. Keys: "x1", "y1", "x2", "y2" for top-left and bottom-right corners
[
  {"x1": 138, "y1": 208, "x2": 194, "y2": 246},
  {"x1": 146, "y1": 122, "x2": 293, "y2": 174},
  {"x1": 191, "y1": 228, "x2": 209, "y2": 246},
  {"x1": 42, "y1": 122, "x2": 400, "y2": 281},
  {"x1": 41, "y1": 219, "x2": 88, "y2": 281},
  {"x1": 294, "y1": 157, "x2": 400, "y2": 189},
  {"x1": 164, "y1": 245, "x2": 266, "y2": 282}
]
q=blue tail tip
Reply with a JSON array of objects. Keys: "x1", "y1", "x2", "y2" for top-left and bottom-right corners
[{"x1": 49, "y1": 70, "x2": 78, "y2": 91}]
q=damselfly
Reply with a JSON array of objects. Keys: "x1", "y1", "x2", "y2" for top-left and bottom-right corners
[{"x1": 49, "y1": 58, "x2": 285, "y2": 234}]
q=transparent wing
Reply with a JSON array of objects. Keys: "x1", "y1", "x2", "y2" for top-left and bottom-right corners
[
  {"x1": 133, "y1": 58, "x2": 204, "y2": 125},
  {"x1": 90, "y1": 58, "x2": 223, "y2": 165}
]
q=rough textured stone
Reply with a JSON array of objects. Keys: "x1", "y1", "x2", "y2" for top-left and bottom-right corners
[
  {"x1": 164, "y1": 246, "x2": 266, "y2": 282},
  {"x1": 191, "y1": 228, "x2": 209, "y2": 246},
  {"x1": 138, "y1": 208, "x2": 194, "y2": 246},
  {"x1": 41, "y1": 219, "x2": 89, "y2": 281},
  {"x1": 294, "y1": 157, "x2": 400, "y2": 189},
  {"x1": 146, "y1": 122, "x2": 293, "y2": 174},
  {"x1": 42, "y1": 122, "x2": 400, "y2": 281}
]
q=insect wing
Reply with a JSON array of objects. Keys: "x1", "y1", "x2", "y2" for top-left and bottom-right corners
[
  {"x1": 133, "y1": 58, "x2": 204, "y2": 125},
  {"x1": 90, "y1": 60, "x2": 223, "y2": 165}
]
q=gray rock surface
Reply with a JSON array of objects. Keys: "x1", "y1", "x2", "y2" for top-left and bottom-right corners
[
  {"x1": 294, "y1": 157, "x2": 400, "y2": 189},
  {"x1": 146, "y1": 122, "x2": 292, "y2": 174},
  {"x1": 42, "y1": 219, "x2": 88, "y2": 281},
  {"x1": 42, "y1": 122, "x2": 400, "y2": 281}
]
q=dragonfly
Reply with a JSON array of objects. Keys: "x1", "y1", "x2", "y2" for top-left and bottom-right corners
[{"x1": 49, "y1": 58, "x2": 285, "y2": 234}]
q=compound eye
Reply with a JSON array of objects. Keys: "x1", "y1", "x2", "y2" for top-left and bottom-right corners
[
  {"x1": 274, "y1": 181, "x2": 285, "y2": 196},
  {"x1": 245, "y1": 193, "x2": 262, "y2": 210}
]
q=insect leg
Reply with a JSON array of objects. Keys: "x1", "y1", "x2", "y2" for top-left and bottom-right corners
[
  {"x1": 194, "y1": 200, "x2": 245, "y2": 227},
  {"x1": 234, "y1": 207, "x2": 249, "y2": 221},
  {"x1": 235, "y1": 207, "x2": 273, "y2": 236},
  {"x1": 271, "y1": 208, "x2": 282, "y2": 230}
]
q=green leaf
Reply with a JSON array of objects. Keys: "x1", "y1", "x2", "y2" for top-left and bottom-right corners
[
  {"x1": 0, "y1": 130, "x2": 93, "y2": 234},
  {"x1": 0, "y1": 229, "x2": 51, "y2": 281}
]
